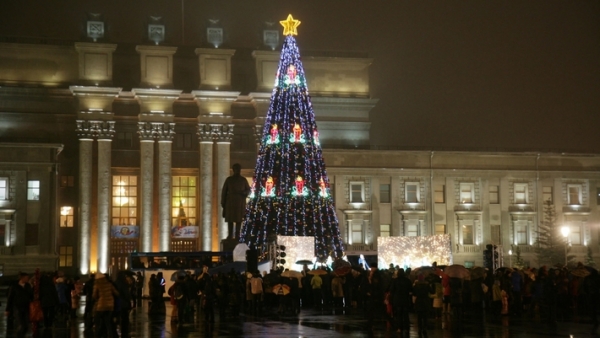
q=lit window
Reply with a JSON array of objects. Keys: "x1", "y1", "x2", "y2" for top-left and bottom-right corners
[
  {"x1": 489, "y1": 186, "x2": 499, "y2": 204},
  {"x1": 515, "y1": 221, "x2": 528, "y2": 245},
  {"x1": 351, "y1": 221, "x2": 363, "y2": 243},
  {"x1": 27, "y1": 180, "x2": 40, "y2": 201},
  {"x1": 569, "y1": 223, "x2": 581, "y2": 245},
  {"x1": 112, "y1": 176, "x2": 138, "y2": 226},
  {"x1": 460, "y1": 183, "x2": 475, "y2": 204},
  {"x1": 405, "y1": 182, "x2": 419, "y2": 203},
  {"x1": 379, "y1": 184, "x2": 390, "y2": 203},
  {"x1": 514, "y1": 183, "x2": 528, "y2": 204},
  {"x1": 435, "y1": 224, "x2": 446, "y2": 236},
  {"x1": 349, "y1": 182, "x2": 364, "y2": 203},
  {"x1": 434, "y1": 185, "x2": 445, "y2": 203},
  {"x1": 380, "y1": 224, "x2": 390, "y2": 237},
  {"x1": 406, "y1": 221, "x2": 419, "y2": 237},
  {"x1": 462, "y1": 224, "x2": 474, "y2": 245},
  {"x1": 59, "y1": 246, "x2": 73, "y2": 267},
  {"x1": 0, "y1": 178, "x2": 7, "y2": 200},
  {"x1": 172, "y1": 177, "x2": 197, "y2": 227},
  {"x1": 542, "y1": 186, "x2": 553, "y2": 204},
  {"x1": 60, "y1": 207, "x2": 74, "y2": 228},
  {"x1": 567, "y1": 184, "x2": 582, "y2": 205}
]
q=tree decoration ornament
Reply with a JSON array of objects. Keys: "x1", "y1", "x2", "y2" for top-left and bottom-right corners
[
  {"x1": 266, "y1": 124, "x2": 280, "y2": 145},
  {"x1": 240, "y1": 15, "x2": 344, "y2": 261},
  {"x1": 280, "y1": 14, "x2": 301, "y2": 36}
]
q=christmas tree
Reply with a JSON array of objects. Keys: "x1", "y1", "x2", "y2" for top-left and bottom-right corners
[{"x1": 240, "y1": 15, "x2": 344, "y2": 261}]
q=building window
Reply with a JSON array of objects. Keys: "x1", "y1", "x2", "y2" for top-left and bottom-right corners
[
  {"x1": 380, "y1": 224, "x2": 390, "y2": 237},
  {"x1": 434, "y1": 185, "x2": 445, "y2": 203},
  {"x1": 59, "y1": 246, "x2": 73, "y2": 267},
  {"x1": 27, "y1": 180, "x2": 40, "y2": 201},
  {"x1": 112, "y1": 176, "x2": 138, "y2": 226},
  {"x1": 175, "y1": 133, "x2": 194, "y2": 150},
  {"x1": 515, "y1": 221, "x2": 528, "y2": 245},
  {"x1": 379, "y1": 184, "x2": 390, "y2": 203},
  {"x1": 491, "y1": 224, "x2": 501, "y2": 244},
  {"x1": 462, "y1": 224, "x2": 474, "y2": 245},
  {"x1": 567, "y1": 184, "x2": 582, "y2": 205},
  {"x1": 60, "y1": 206, "x2": 74, "y2": 228},
  {"x1": 406, "y1": 221, "x2": 419, "y2": 237},
  {"x1": 60, "y1": 176, "x2": 75, "y2": 188},
  {"x1": 233, "y1": 134, "x2": 250, "y2": 151},
  {"x1": 514, "y1": 183, "x2": 528, "y2": 204},
  {"x1": 405, "y1": 182, "x2": 419, "y2": 203},
  {"x1": 459, "y1": 183, "x2": 474, "y2": 204},
  {"x1": 349, "y1": 182, "x2": 365, "y2": 203},
  {"x1": 115, "y1": 132, "x2": 133, "y2": 149},
  {"x1": 351, "y1": 221, "x2": 363, "y2": 244},
  {"x1": 489, "y1": 186, "x2": 499, "y2": 204},
  {"x1": 435, "y1": 224, "x2": 446, "y2": 235},
  {"x1": 569, "y1": 224, "x2": 582, "y2": 245},
  {"x1": 543, "y1": 186, "x2": 553, "y2": 203},
  {"x1": 0, "y1": 178, "x2": 7, "y2": 200},
  {"x1": 172, "y1": 177, "x2": 197, "y2": 227}
]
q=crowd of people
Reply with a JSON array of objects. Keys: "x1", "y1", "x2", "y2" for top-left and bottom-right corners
[{"x1": 4, "y1": 260, "x2": 600, "y2": 337}]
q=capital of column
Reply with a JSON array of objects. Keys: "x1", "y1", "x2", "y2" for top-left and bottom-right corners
[
  {"x1": 197, "y1": 123, "x2": 214, "y2": 143},
  {"x1": 155, "y1": 122, "x2": 176, "y2": 141},
  {"x1": 212, "y1": 124, "x2": 234, "y2": 144},
  {"x1": 76, "y1": 120, "x2": 115, "y2": 139},
  {"x1": 137, "y1": 122, "x2": 156, "y2": 141}
]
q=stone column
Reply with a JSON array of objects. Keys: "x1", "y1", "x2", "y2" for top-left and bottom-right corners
[
  {"x1": 138, "y1": 122, "x2": 155, "y2": 252},
  {"x1": 97, "y1": 121, "x2": 115, "y2": 273},
  {"x1": 156, "y1": 123, "x2": 175, "y2": 252},
  {"x1": 214, "y1": 124, "x2": 234, "y2": 241},
  {"x1": 198, "y1": 124, "x2": 214, "y2": 251},
  {"x1": 75, "y1": 121, "x2": 94, "y2": 275}
]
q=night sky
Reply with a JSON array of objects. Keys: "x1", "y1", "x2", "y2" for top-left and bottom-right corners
[{"x1": 1, "y1": 1, "x2": 599, "y2": 153}]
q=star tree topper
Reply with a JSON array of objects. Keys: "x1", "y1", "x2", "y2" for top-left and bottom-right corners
[{"x1": 280, "y1": 14, "x2": 301, "y2": 36}]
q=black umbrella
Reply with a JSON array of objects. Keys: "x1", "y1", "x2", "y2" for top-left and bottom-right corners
[{"x1": 296, "y1": 260, "x2": 313, "y2": 265}]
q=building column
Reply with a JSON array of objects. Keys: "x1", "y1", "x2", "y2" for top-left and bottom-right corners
[
  {"x1": 138, "y1": 122, "x2": 154, "y2": 252},
  {"x1": 157, "y1": 123, "x2": 175, "y2": 252},
  {"x1": 198, "y1": 124, "x2": 214, "y2": 251},
  {"x1": 97, "y1": 121, "x2": 115, "y2": 273},
  {"x1": 76, "y1": 121, "x2": 94, "y2": 275},
  {"x1": 214, "y1": 124, "x2": 234, "y2": 241}
]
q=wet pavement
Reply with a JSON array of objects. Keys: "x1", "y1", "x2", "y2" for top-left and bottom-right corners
[{"x1": 1, "y1": 297, "x2": 596, "y2": 337}]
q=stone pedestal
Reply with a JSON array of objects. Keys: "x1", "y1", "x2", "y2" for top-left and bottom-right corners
[
  {"x1": 135, "y1": 45, "x2": 177, "y2": 88},
  {"x1": 74, "y1": 42, "x2": 117, "y2": 85},
  {"x1": 195, "y1": 48, "x2": 235, "y2": 90},
  {"x1": 221, "y1": 238, "x2": 239, "y2": 252}
]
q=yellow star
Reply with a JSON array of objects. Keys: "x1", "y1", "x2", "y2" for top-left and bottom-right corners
[{"x1": 280, "y1": 14, "x2": 301, "y2": 36}]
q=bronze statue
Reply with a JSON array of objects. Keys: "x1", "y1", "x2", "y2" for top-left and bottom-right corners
[{"x1": 221, "y1": 163, "x2": 250, "y2": 239}]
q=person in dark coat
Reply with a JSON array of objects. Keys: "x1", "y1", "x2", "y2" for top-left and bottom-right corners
[
  {"x1": 388, "y1": 269, "x2": 412, "y2": 335},
  {"x1": 82, "y1": 273, "x2": 95, "y2": 334},
  {"x1": 203, "y1": 277, "x2": 216, "y2": 323},
  {"x1": 221, "y1": 163, "x2": 250, "y2": 239},
  {"x1": 5, "y1": 272, "x2": 33, "y2": 338},
  {"x1": 413, "y1": 275, "x2": 433, "y2": 337},
  {"x1": 115, "y1": 271, "x2": 133, "y2": 338},
  {"x1": 363, "y1": 266, "x2": 384, "y2": 331},
  {"x1": 39, "y1": 273, "x2": 59, "y2": 328}
]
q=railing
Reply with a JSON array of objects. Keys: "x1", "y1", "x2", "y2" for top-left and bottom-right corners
[{"x1": 459, "y1": 245, "x2": 481, "y2": 253}]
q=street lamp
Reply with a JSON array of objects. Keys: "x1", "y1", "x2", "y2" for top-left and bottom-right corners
[
  {"x1": 561, "y1": 226, "x2": 570, "y2": 266},
  {"x1": 508, "y1": 249, "x2": 512, "y2": 268}
]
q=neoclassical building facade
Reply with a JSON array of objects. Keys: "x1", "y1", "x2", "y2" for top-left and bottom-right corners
[{"x1": 0, "y1": 24, "x2": 599, "y2": 276}]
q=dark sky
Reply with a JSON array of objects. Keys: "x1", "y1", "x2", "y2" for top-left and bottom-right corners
[{"x1": 2, "y1": 1, "x2": 599, "y2": 153}]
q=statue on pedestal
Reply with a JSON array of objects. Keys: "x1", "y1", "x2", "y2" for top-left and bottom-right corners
[{"x1": 221, "y1": 163, "x2": 250, "y2": 239}]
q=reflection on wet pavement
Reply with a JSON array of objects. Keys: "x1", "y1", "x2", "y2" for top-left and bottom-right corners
[{"x1": 1, "y1": 298, "x2": 596, "y2": 337}]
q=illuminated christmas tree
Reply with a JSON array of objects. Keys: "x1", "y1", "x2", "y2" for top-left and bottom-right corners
[{"x1": 240, "y1": 15, "x2": 344, "y2": 261}]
